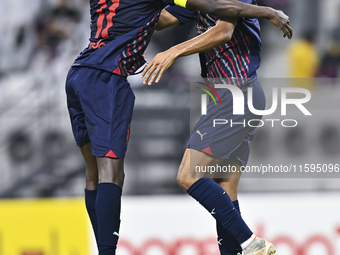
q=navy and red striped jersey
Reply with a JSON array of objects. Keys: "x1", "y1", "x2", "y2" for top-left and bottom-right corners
[
  {"x1": 166, "y1": 0, "x2": 262, "y2": 86},
  {"x1": 73, "y1": 0, "x2": 177, "y2": 76}
]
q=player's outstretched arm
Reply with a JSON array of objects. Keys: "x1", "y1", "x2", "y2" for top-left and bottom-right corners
[
  {"x1": 141, "y1": 15, "x2": 237, "y2": 85},
  {"x1": 182, "y1": 0, "x2": 292, "y2": 39}
]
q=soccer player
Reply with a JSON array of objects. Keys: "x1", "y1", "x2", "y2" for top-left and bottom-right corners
[
  {"x1": 65, "y1": 0, "x2": 291, "y2": 254},
  {"x1": 141, "y1": 1, "x2": 292, "y2": 254}
]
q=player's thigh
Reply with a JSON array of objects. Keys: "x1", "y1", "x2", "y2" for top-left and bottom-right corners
[
  {"x1": 188, "y1": 86, "x2": 252, "y2": 161},
  {"x1": 65, "y1": 67, "x2": 91, "y2": 147},
  {"x1": 227, "y1": 80, "x2": 266, "y2": 166},
  {"x1": 247, "y1": 79, "x2": 266, "y2": 114},
  {"x1": 80, "y1": 143, "x2": 98, "y2": 172},
  {"x1": 212, "y1": 158, "x2": 242, "y2": 181}
]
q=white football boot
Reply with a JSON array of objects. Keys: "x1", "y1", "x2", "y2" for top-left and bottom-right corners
[{"x1": 237, "y1": 238, "x2": 276, "y2": 255}]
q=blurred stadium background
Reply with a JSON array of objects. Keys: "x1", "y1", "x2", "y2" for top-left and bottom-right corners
[{"x1": 0, "y1": 0, "x2": 339, "y2": 254}]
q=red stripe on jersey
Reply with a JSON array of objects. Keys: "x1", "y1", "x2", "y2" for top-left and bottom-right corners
[
  {"x1": 126, "y1": 43, "x2": 132, "y2": 63},
  {"x1": 237, "y1": 53, "x2": 248, "y2": 81},
  {"x1": 138, "y1": 36, "x2": 143, "y2": 51},
  {"x1": 220, "y1": 46, "x2": 240, "y2": 86},
  {"x1": 207, "y1": 50, "x2": 231, "y2": 84},
  {"x1": 244, "y1": 30, "x2": 251, "y2": 45},
  {"x1": 126, "y1": 124, "x2": 130, "y2": 145},
  {"x1": 215, "y1": 59, "x2": 231, "y2": 84},
  {"x1": 207, "y1": 50, "x2": 232, "y2": 83},
  {"x1": 95, "y1": 0, "x2": 107, "y2": 39},
  {"x1": 220, "y1": 46, "x2": 238, "y2": 78},
  {"x1": 208, "y1": 51, "x2": 219, "y2": 83},
  {"x1": 234, "y1": 33, "x2": 250, "y2": 64},
  {"x1": 102, "y1": 0, "x2": 120, "y2": 38},
  {"x1": 230, "y1": 41, "x2": 248, "y2": 81},
  {"x1": 210, "y1": 64, "x2": 219, "y2": 83}
]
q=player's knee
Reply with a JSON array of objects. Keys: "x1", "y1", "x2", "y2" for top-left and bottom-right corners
[
  {"x1": 120, "y1": 171, "x2": 125, "y2": 184},
  {"x1": 176, "y1": 172, "x2": 185, "y2": 189},
  {"x1": 226, "y1": 188, "x2": 238, "y2": 201},
  {"x1": 176, "y1": 171, "x2": 192, "y2": 191},
  {"x1": 98, "y1": 164, "x2": 125, "y2": 187}
]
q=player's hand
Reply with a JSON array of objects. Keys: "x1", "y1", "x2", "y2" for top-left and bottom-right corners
[
  {"x1": 268, "y1": 8, "x2": 293, "y2": 39},
  {"x1": 141, "y1": 49, "x2": 178, "y2": 85}
]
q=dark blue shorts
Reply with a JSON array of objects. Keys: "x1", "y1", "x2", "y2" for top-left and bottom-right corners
[
  {"x1": 187, "y1": 79, "x2": 265, "y2": 166},
  {"x1": 65, "y1": 67, "x2": 135, "y2": 158}
]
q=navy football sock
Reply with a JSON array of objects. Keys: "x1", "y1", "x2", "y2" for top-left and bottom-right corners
[
  {"x1": 85, "y1": 189, "x2": 99, "y2": 246},
  {"x1": 96, "y1": 183, "x2": 122, "y2": 255},
  {"x1": 187, "y1": 178, "x2": 252, "y2": 245},
  {"x1": 217, "y1": 200, "x2": 242, "y2": 255}
]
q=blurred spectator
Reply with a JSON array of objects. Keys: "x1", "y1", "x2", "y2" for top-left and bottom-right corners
[
  {"x1": 0, "y1": 0, "x2": 83, "y2": 76},
  {"x1": 317, "y1": 6, "x2": 340, "y2": 83},
  {"x1": 0, "y1": 0, "x2": 40, "y2": 74},
  {"x1": 35, "y1": 0, "x2": 81, "y2": 60},
  {"x1": 286, "y1": 30, "x2": 319, "y2": 90}
]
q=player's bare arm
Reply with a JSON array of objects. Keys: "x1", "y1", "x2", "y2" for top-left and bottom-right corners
[
  {"x1": 142, "y1": 14, "x2": 237, "y2": 85},
  {"x1": 181, "y1": 0, "x2": 292, "y2": 39}
]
